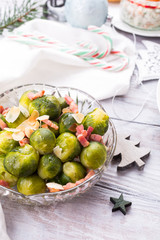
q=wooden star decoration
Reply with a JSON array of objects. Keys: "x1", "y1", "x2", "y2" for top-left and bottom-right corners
[
  {"x1": 113, "y1": 134, "x2": 151, "y2": 170},
  {"x1": 110, "y1": 194, "x2": 132, "y2": 215}
]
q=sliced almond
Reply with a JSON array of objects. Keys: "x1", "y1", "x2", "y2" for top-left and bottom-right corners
[
  {"x1": 17, "y1": 110, "x2": 40, "y2": 132},
  {"x1": 53, "y1": 146, "x2": 62, "y2": 159},
  {"x1": 19, "y1": 104, "x2": 30, "y2": 118},
  {"x1": 25, "y1": 127, "x2": 34, "y2": 138},
  {"x1": 6, "y1": 106, "x2": 20, "y2": 123},
  {"x1": 72, "y1": 113, "x2": 84, "y2": 124},
  {"x1": 12, "y1": 131, "x2": 25, "y2": 141},
  {"x1": 36, "y1": 115, "x2": 49, "y2": 121},
  {"x1": 46, "y1": 182, "x2": 64, "y2": 190},
  {"x1": 28, "y1": 110, "x2": 39, "y2": 124},
  {"x1": 4, "y1": 128, "x2": 21, "y2": 133}
]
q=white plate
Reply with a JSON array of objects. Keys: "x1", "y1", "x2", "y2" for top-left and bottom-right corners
[
  {"x1": 109, "y1": 3, "x2": 160, "y2": 37},
  {"x1": 157, "y1": 79, "x2": 160, "y2": 112}
]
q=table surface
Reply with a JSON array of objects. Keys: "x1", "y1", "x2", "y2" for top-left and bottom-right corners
[{"x1": 1, "y1": 2, "x2": 160, "y2": 240}]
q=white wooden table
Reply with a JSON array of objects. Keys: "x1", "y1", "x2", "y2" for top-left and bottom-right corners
[{"x1": 1, "y1": 3, "x2": 160, "y2": 240}]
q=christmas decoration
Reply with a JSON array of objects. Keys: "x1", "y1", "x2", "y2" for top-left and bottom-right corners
[
  {"x1": 0, "y1": 0, "x2": 44, "y2": 33},
  {"x1": 113, "y1": 134, "x2": 150, "y2": 170},
  {"x1": 64, "y1": 0, "x2": 108, "y2": 29},
  {"x1": 110, "y1": 194, "x2": 132, "y2": 215}
]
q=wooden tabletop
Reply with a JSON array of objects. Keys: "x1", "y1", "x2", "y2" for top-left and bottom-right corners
[{"x1": 1, "y1": 4, "x2": 160, "y2": 240}]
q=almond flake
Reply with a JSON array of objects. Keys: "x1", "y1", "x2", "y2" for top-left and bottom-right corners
[
  {"x1": 12, "y1": 131, "x2": 25, "y2": 141},
  {"x1": 46, "y1": 182, "x2": 64, "y2": 190},
  {"x1": 6, "y1": 106, "x2": 20, "y2": 123},
  {"x1": 53, "y1": 146, "x2": 62, "y2": 159},
  {"x1": 19, "y1": 104, "x2": 30, "y2": 118},
  {"x1": 4, "y1": 128, "x2": 21, "y2": 133},
  {"x1": 36, "y1": 115, "x2": 49, "y2": 121},
  {"x1": 28, "y1": 110, "x2": 39, "y2": 123},
  {"x1": 72, "y1": 113, "x2": 84, "y2": 124},
  {"x1": 25, "y1": 127, "x2": 34, "y2": 138}
]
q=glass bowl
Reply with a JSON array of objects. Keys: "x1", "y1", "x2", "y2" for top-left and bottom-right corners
[
  {"x1": 120, "y1": 0, "x2": 160, "y2": 31},
  {"x1": 0, "y1": 84, "x2": 117, "y2": 205}
]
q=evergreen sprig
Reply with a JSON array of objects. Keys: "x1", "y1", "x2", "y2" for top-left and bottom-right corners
[{"x1": 0, "y1": 0, "x2": 44, "y2": 32}]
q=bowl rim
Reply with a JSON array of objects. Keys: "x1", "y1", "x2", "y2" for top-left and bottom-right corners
[{"x1": 0, "y1": 83, "x2": 117, "y2": 199}]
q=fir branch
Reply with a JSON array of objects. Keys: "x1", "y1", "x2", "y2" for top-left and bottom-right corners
[{"x1": 0, "y1": 0, "x2": 44, "y2": 31}]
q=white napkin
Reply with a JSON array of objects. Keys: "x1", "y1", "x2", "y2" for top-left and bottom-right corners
[
  {"x1": 0, "y1": 19, "x2": 135, "y2": 100},
  {"x1": 0, "y1": 203, "x2": 10, "y2": 240}
]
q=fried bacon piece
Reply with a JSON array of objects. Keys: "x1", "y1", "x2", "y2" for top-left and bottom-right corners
[
  {"x1": 77, "y1": 134, "x2": 89, "y2": 147},
  {"x1": 0, "y1": 119, "x2": 7, "y2": 130},
  {"x1": 19, "y1": 138, "x2": 30, "y2": 147},
  {"x1": 42, "y1": 119, "x2": 59, "y2": 130},
  {"x1": 0, "y1": 106, "x2": 4, "y2": 114},
  {"x1": 64, "y1": 95, "x2": 79, "y2": 114},
  {"x1": 0, "y1": 180, "x2": 10, "y2": 188},
  {"x1": 28, "y1": 90, "x2": 45, "y2": 100},
  {"x1": 90, "y1": 134, "x2": 103, "y2": 143}
]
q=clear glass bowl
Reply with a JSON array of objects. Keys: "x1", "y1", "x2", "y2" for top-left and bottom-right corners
[
  {"x1": 120, "y1": 0, "x2": 160, "y2": 31},
  {"x1": 0, "y1": 84, "x2": 117, "y2": 205}
]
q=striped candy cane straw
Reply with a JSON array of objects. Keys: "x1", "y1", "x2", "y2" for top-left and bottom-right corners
[
  {"x1": 88, "y1": 25, "x2": 113, "y2": 59},
  {"x1": 7, "y1": 32, "x2": 98, "y2": 58},
  {"x1": 7, "y1": 31, "x2": 129, "y2": 72},
  {"x1": 83, "y1": 50, "x2": 129, "y2": 72}
]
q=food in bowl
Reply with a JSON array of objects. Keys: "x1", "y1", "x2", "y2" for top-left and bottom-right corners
[
  {"x1": 120, "y1": 0, "x2": 160, "y2": 30},
  {"x1": 0, "y1": 88, "x2": 109, "y2": 196}
]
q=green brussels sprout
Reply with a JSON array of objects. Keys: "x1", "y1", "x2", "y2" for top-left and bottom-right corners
[
  {"x1": 19, "y1": 90, "x2": 37, "y2": 111},
  {"x1": 38, "y1": 154, "x2": 62, "y2": 180},
  {"x1": 4, "y1": 144, "x2": 39, "y2": 177},
  {"x1": 80, "y1": 141, "x2": 107, "y2": 169},
  {"x1": 6, "y1": 112, "x2": 26, "y2": 128},
  {"x1": 0, "y1": 131, "x2": 19, "y2": 155},
  {"x1": 83, "y1": 108, "x2": 109, "y2": 136},
  {"x1": 17, "y1": 174, "x2": 46, "y2": 195},
  {"x1": 0, "y1": 155, "x2": 17, "y2": 187},
  {"x1": 57, "y1": 172, "x2": 72, "y2": 185},
  {"x1": 56, "y1": 132, "x2": 81, "y2": 162},
  {"x1": 48, "y1": 121, "x2": 59, "y2": 137},
  {"x1": 30, "y1": 128, "x2": 56, "y2": 155},
  {"x1": 63, "y1": 162, "x2": 86, "y2": 183},
  {"x1": 57, "y1": 97, "x2": 68, "y2": 109},
  {"x1": 59, "y1": 113, "x2": 77, "y2": 134},
  {"x1": 0, "y1": 114, "x2": 7, "y2": 124},
  {"x1": 29, "y1": 95, "x2": 61, "y2": 120}
]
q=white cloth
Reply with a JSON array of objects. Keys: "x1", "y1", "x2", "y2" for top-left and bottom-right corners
[
  {"x1": 0, "y1": 19, "x2": 135, "y2": 100},
  {"x1": 0, "y1": 203, "x2": 10, "y2": 240}
]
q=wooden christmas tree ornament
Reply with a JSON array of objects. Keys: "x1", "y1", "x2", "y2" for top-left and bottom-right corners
[{"x1": 113, "y1": 134, "x2": 151, "y2": 170}]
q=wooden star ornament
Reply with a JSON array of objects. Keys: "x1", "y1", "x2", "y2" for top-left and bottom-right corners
[
  {"x1": 110, "y1": 194, "x2": 132, "y2": 215},
  {"x1": 113, "y1": 134, "x2": 151, "y2": 170}
]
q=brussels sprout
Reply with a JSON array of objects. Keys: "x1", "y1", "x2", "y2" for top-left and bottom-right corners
[
  {"x1": 80, "y1": 141, "x2": 107, "y2": 169},
  {"x1": 56, "y1": 132, "x2": 81, "y2": 162},
  {"x1": 0, "y1": 131, "x2": 19, "y2": 155},
  {"x1": 0, "y1": 114, "x2": 6, "y2": 123},
  {"x1": 0, "y1": 155, "x2": 17, "y2": 187},
  {"x1": 59, "y1": 113, "x2": 77, "y2": 134},
  {"x1": 57, "y1": 172, "x2": 72, "y2": 185},
  {"x1": 6, "y1": 112, "x2": 26, "y2": 128},
  {"x1": 30, "y1": 128, "x2": 56, "y2": 155},
  {"x1": 19, "y1": 90, "x2": 37, "y2": 111},
  {"x1": 83, "y1": 108, "x2": 109, "y2": 136},
  {"x1": 4, "y1": 144, "x2": 39, "y2": 177},
  {"x1": 17, "y1": 174, "x2": 46, "y2": 195},
  {"x1": 48, "y1": 121, "x2": 59, "y2": 137},
  {"x1": 57, "y1": 97, "x2": 68, "y2": 110},
  {"x1": 29, "y1": 95, "x2": 61, "y2": 120},
  {"x1": 38, "y1": 154, "x2": 62, "y2": 180},
  {"x1": 63, "y1": 162, "x2": 86, "y2": 183}
]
